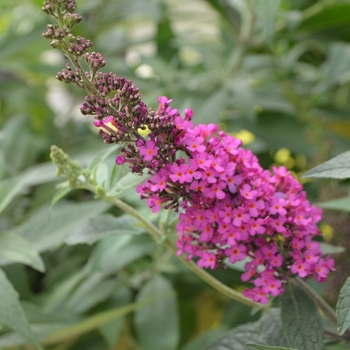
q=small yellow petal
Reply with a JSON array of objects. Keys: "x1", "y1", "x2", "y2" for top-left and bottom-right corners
[{"x1": 138, "y1": 125, "x2": 151, "y2": 136}]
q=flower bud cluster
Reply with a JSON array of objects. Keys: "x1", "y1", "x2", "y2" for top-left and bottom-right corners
[
  {"x1": 42, "y1": 0, "x2": 77, "y2": 16},
  {"x1": 92, "y1": 96, "x2": 192, "y2": 175},
  {"x1": 42, "y1": 1, "x2": 92, "y2": 65},
  {"x1": 67, "y1": 35, "x2": 92, "y2": 56},
  {"x1": 56, "y1": 64, "x2": 83, "y2": 87},
  {"x1": 84, "y1": 52, "x2": 106, "y2": 73},
  {"x1": 135, "y1": 97, "x2": 335, "y2": 304},
  {"x1": 43, "y1": 24, "x2": 68, "y2": 40},
  {"x1": 63, "y1": 13, "x2": 82, "y2": 28}
]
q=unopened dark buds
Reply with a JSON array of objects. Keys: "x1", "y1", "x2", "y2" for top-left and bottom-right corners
[
  {"x1": 84, "y1": 52, "x2": 106, "y2": 73},
  {"x1": 63, "y1": 13, "x2": 82, "y2": 28},
  {"x1": 56, "y1": 64, "x2": 83, "y2": 86}
]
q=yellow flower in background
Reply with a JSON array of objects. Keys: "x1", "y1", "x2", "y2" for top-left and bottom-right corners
[{"x1": 233, "y1": 129, "x2": 255, "y2": 145}]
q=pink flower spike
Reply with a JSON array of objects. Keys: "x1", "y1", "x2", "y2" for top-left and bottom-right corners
[
  {"x1": 225, "y1": 244, "x2": 247, "y2": 263},
  {"x1": 170, "y1": 163, "x2": 189, "y2": 184},
  {"x1": 206, "y1": 182, "x2": 226, "y2": 199},
  {"x1": 115, "y1": 155, "x2": 126, "y2": 165},
  {"x1": 262, "y1": 278, "x2": 282, "y2": 297},
  {"x1": 139, "y1": 140, "x2": 158, "y2": 161},
  {"x1": 184, "y1": 108, "x2": 193, "y2": 120},
  {"x1": 147, "y1": 196, "x2": 162, "y2": 213},
  {"x1": 249, "y1": 218, "x2": 266, "y2": 236},
  {"x1": 269, "y1": 198, "x2": 287, "y2": 216},
  {"x1": 150, "y1": 173, "x2": 167, "y2": 192},
  {"x1": 212, "y1": 158, "x2": 225, "y2": 173},
  {"x1": 197, "y1": 252, "x2": 216, "y2": 269},
  {"x1": 240, "y1": 184, "x2": 258, "y2": 200},
  {"x1": 291, "y1": 260, "x2": 311, "y2": 278},
  {"x1": 270, "y1": 254, "x2": 283, "y2": 267},
  {"x1": 225, "y1": 229, "x2": 241, "y2": 246},
  {"x1": 158, "y1": 96, "x2": 172, "y2": 104},
  {"x1": 232, "y1": 208, "x2": 250, "y2": 227},
  {"x1": 199, "y1": 224, "x2": 214, "y2": 242},
  {"x1": 252, "y1": 288, "x2": 269, "y2": 304},
  {"x1": 247, "y1": 200, "x2": 265, "y2": 217},
  {"x1": 184, "y1": 136, "x2": 206, "y2": 153},
  {"x1": 271, "y1": 216, "x2": 287, "y2": 233},
  {"x1": 193, "y1": 153, "x2": 212, "y2": 169},
  {"x1": 241, "y1": 262, "x2": 256, "y2": 282}
]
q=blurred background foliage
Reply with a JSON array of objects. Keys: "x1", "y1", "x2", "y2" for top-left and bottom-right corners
[{"x1": 1, "y1": 0, "x2": 350, "y2": 349}]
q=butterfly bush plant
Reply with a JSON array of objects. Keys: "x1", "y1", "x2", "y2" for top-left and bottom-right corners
[{"x1": 43, "y1": 1, "x2": 350, "y2": 349}]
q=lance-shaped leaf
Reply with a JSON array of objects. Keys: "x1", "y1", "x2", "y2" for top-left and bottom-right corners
[
  {"x1": 64, "y1": 214, "x2": 143, "y2": 245},
  {"x1": 135, "y1": 275, "x2": 179, "y2": 350},
  {"x1": 14, "y1": 201, "x2": 111, "y2": 252},
  {"x1": 0, "y1": 232, "x2": 45, "y2": 272},
  {"x1": 247, "y1": 345, "x2": 299, "y2": 350},
  {"x1": 0, "y1": 178, "x2": 25, "y2": 216},
  {"x1": 281, "y1": 283, "x2": 323, "y2": 350},
  {"x1": 205, "y1": 322, "x2": 264, "y2": 350},
  {"x1": 317, "y1": 197, "x2": 350, "y2": 212},
  {"x1": 258, "y1": 309, "x2": 289, "y2": 347},
  {"x1": 250, "y1": 0, "x2": 281, "y2": 44},
  {"x1": 107, "y1": 164, "x2": 149, "y2": 197},
  {"x1": 0, "y1": 268, "x2": 43, "y2": 349},
  {"x1": 302, "y1": 150, "x2": 350, "y2": 179},
  {"x1": 336, "y1": 277, "x2": 350, "y2": 335}
]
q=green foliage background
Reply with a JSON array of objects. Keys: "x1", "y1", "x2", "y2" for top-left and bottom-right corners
[{"x1": 1, "y1": 0, "x2": 350, "y2": 349}]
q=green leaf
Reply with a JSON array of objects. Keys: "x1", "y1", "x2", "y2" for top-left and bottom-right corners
[
  {"x1": 107, "y1": 168, "x2": 149, "y2": 197},
  {"x1": 299, "y1": 4, "x2": 350, "y2": 32},
  {"x1": 250, "y1": 0, "x2": 281, "y2": 44},
  {"x1": 0, "y1": 177, "x2": 25, "y2": 215},
  {"x1": 319, "y1": 242, "x2": 345, "y2": 255},
  {"x1": 51, "y1": 182, "x2": 72, "y2": 208},
  {"x1": 0, "y1": 268, "x2": 43, "y2": 349},
  {"x1": 0, "y1": 161, "x2": 59, "y2": 215},
  {"x1": 247, "y1": 345, "x2": 299, "y2": 350},
  {"x1": 99, "y1": 317, "x2": 124, "y2": 347},
  {"x1": 0, "y1": 232, "x2": 45, "y2": 272},
  {"x1": 302, "y1": 150, "x2": 350, "y2": 179},
  {"x1": 42, "y1": 290, "x2": 173, "y2": 346},
  {"x1": 206, "y1": 322, "x2": 265, "y2": 350},
  {"x1": 90, "y1": 234, "x2": 155, "y2": 274},
  {"x1": 14, "y1": 201, "x2": 111, "y2": 252},
  {"x1": 258, "y1": 309, "x2": 289, "y2": 348},
  {"x1": 99, "y1": 286, "x2": 132, "y2": 347},
  {"x1": 247, "y1": 112, "x2": 311, "y2": 156},
  {"x1": 281, "y1": 283, "x2": 323, "y2": 350},
  {"x1": 64, "y1": 214, "x2": 143, "y2": 245},
  {"x1": 227, "y1": 78, "x2": 256, "y2": 121},
  {"x1": 42, "y1": 268, "x2": 89, "y2": 313},
  {"x1": 65, "y1": 274, "x2": 118, "y2": 314},
  {"x1": 181, "y1": 329, "x2": 227, "y2": 350},
  {"x1": 0, "y1": 301, "x2": 79, "y2": 346},
  {"x1": 336, "y1": 277, "x2": 350, "y2": 335},
  {"x1": 88, "y1": 144, "x2": 120, "y2": 172},
  {"x1": 197, "y1": 89, "x2": 228, "y2": 125},
  {"x1": 93, "y1": 162, "x2": 109, "y2": 186},
  {"x1": 324, "y1": 43, "x2": 350, "y2": 87},
  {"x1": 317, "y1": 197, "x2": 350, "y2": 212},
  {"x1": 156, "y1": 13, "x2": 177, "y2": 61},
  {"x1": 135, "y1": 275, "x2": 179, "y2": 350}
]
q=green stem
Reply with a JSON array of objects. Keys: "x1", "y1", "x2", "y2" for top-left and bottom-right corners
[
  {"x1": 82, "y1": 183, "x2": 257, "y2": 307},
  {"x1": 293, "y1": 277, "x2": 337, "y2": 325}
]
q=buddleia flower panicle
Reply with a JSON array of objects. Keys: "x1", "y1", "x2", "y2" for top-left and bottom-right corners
[{"x1": 42, "y1": 0, "x2": 335, "y2": 304}]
